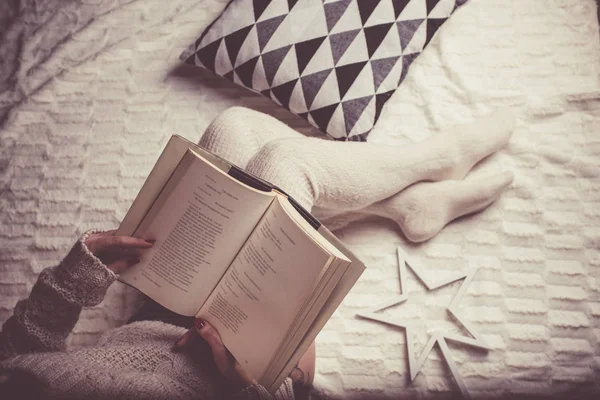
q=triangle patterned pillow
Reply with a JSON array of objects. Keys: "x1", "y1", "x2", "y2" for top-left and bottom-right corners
[{"x1": 181, "y1": 0, "x2": 468, "y2": 141}]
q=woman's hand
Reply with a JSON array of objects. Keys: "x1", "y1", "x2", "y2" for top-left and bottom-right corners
[
  {"x1": 84, "y1": 230, "x2": 154, "y2": 273},
  {"x1": 174, "y1": 318, "x2": 256, "y2": 388}
]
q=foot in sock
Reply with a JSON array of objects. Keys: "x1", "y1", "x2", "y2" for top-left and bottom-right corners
[
  {"x1": 427, "y1": 108, "x2": 516, "y2": 181},
  {"x1": 373, "y1": 171, "x2": 514, "y2": 242}
]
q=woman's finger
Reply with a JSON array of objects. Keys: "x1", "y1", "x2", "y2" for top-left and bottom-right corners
[
  {"x1": 195, "y1": 319, "x2": 256, "y2": 386},
  {"x1": 173, "y1": 328, "x2": 197, "y2": 350},
  {"x1": 121, "y1": 248, "x2": 142, "y2": 257},
  {"x1": 94, "y1": 236, "x2": 154, "y2": 253},
  {"x1": 107, "y1": 256, "x2": 140, "y2": 274},
  {"x1": 194, "y1": 319, "x2": 230, "y2": 371}
]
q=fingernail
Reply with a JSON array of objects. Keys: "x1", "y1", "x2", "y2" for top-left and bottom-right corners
[
  {"x1": 129, "y1": 257, "x2": 141, "y2": 265},
  {"x1": 194, "y1": 318, "x2": 205, "y2": 331},
  {"x1": 145, "y1": 239, "x2": 156, "y2": 245}
]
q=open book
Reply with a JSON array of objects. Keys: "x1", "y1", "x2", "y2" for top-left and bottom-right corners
[{"x1": 116, "y1": 135, "x2": 365, "y2": 392}]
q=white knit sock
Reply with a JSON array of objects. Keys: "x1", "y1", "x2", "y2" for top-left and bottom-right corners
[
  {"x1": 245, "y1": 108, "x2": 516, "y2": 211},
  {"x1": 198, "y1": 107, "x2": 302, "y2": 169},
  {"x1": 199, "y1": 107, "x2": 516, "y2": 241},
  {"x1": 369, "y1": 171, "x2": 515, "y2": 242}
]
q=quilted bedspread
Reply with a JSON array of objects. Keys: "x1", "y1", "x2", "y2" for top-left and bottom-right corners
[{"x1": 1, "y1": 0, "x2": 599, "y2": 398}]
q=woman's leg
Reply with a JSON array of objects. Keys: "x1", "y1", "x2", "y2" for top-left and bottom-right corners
[
  {"x1": 311, "y1": 167, "x2": 514, "y2": 241},
  {"x1": 362, "y1": 171, "x2": 514, "y2": 242},
  {"x1": 245, "y1": 108, "x2": 516, "y2": 211},
  {"x1": 200, "y1": 107, "x2": 516, "y2": 241},
  {"x1": 198, "y1": 107, "x2": 303, "y2": 169}
]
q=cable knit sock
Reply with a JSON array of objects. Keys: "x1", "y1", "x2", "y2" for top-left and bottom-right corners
[
  {"x1": 430, "y1": 107, "x2": 516, "y2": 180},
  {"x1": 368, "y1": 171, "x2": 514, "y2": 242},
  {"x1": 199, "y1": 107, "x2": 516, "y2": 242},
  {"x1": 198, "y1": 107, "x2": 302, "y2": 168},
  {"x1": 245, "y1": 108, "x2": 516, "y2": 211}
]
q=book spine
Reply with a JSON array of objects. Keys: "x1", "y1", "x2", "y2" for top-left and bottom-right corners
[
  {"x1": 284, "y1": 195, "x2": 321, "y2": 230},
  {"x1": 228, "y1": 165, "x2": 273, "y2": 192}
]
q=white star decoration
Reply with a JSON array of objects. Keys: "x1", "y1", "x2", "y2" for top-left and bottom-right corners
[{"x1": 356, "y1": 248, "x2": 490, "y2": 399}]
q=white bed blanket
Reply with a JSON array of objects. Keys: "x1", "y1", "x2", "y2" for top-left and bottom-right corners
[{"x1": 0, "y1": 0, "x2": 599, "y2": 398}]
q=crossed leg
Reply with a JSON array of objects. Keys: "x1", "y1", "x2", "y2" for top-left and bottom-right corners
[{"x1": 198, "y1": 107, "x2": 515, "y2": 242}]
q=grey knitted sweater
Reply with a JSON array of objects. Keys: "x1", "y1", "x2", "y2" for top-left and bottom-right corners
[{"x1": 0, "y1": 232, "x2": 294, "y2": 399}]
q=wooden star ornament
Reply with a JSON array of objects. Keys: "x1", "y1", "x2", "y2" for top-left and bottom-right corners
[{"x1": 356, "y1": 248, "x2": 490, "y2": 399}]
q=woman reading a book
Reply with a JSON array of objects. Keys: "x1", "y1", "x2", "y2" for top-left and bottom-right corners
[
  {"x1": 0, "y1": 107, "x2": 515, "y2": 399},
  {"x1": 0, "y1": 229, "x2": 313, "y2": 399}
]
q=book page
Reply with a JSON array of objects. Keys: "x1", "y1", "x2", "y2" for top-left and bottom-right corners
[
  {"x1": 196, "y1": 197, "x2": 333, "y2": 379},
  {"x1": 120, "y1": 150, "x2": 275, "y2": 316},
  {"x1": 118, "y1": 135, "x2": 233, "y2": 237},
  {"x1": 267, "y1": 259, "x2": 364, "y2": 392},
  {"x1": 263, "y1": 258, "x2": 349, "y2": 384},
  {"x1": 266, "y1": 225, "x2": 365, "y2": 392}
]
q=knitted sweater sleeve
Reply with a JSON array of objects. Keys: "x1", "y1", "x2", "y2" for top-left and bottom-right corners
[{"x1": 0, "y1": 230, "x2": 117, "y2": 361}]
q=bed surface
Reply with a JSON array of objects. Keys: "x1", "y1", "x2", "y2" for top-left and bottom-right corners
[{"x1": 1, "y1": 0, "x2": 599, "y2": 398}]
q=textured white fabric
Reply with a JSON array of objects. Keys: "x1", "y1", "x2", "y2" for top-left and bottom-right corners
[{"x1": 1, "y1": 0, "x2": 600, "y2": 399}]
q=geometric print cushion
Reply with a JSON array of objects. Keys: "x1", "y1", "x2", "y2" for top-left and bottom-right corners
[{"x1": 181, "y1": 0, "x2": 468, "y2": 141}]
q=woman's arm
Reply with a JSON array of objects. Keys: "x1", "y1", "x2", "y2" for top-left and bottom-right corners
[{"x1": 0, "y1": 230, "x2": 153, "y2": 361}]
